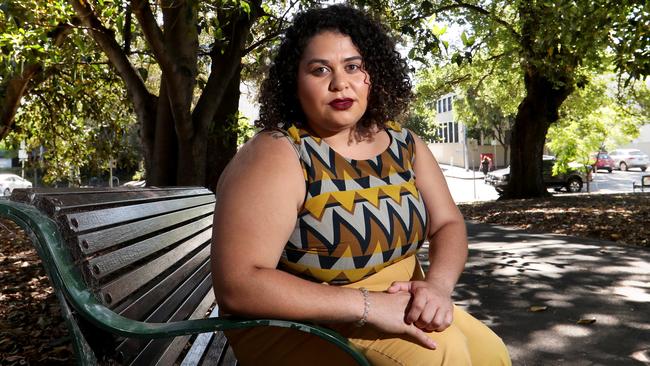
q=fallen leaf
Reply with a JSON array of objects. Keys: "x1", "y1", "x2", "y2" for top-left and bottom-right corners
[
  {"x1": 4, "y1": 356, "x2": 24, "y2": 362},
  {"x1": 577, "y1": 318, "x2": 596, "y2": 325},
  {"x1": 529, "y1": 306, "x2": 548, "y2": 312}
]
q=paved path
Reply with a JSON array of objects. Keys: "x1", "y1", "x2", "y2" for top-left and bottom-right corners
[{"x1": 418, "y1": 222, "x2": 650, "y2": 366}]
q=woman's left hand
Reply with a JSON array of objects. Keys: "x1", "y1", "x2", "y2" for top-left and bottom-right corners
[{"x1": 386, "y1": 280, "x2": 454, "y2": 332}]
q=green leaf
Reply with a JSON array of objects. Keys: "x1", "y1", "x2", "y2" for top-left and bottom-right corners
[
  {"x1": 431, "y1": 24, "x2": 447, "y2": 37},
  {"x1": 240, "y1": 0, "x2": 251, "y2": 15},
  {"x1": 451, "y1": 52, "x2": 462, "y2": 66}
]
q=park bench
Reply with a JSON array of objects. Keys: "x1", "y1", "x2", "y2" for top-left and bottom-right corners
[
  {"x1": 633, "y1": 175, "x2": 650, "y2": 192},
  {"x1": 0, "y1": 187, "x2": 369, "y2": 366}
]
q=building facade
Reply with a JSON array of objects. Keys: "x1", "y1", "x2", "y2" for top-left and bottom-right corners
[{"x1": 427, "y1": 93, "x2": 509, "y2": 170}]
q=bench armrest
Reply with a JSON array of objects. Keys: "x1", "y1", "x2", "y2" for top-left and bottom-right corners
[{"x1": 0, "y1": 200, "x2": 369, "y2": 366}]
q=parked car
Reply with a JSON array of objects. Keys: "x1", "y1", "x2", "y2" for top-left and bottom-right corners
[
  {"x1": 0, "y1": 174, "x2": 33, "y2": 196},
  {"x1": 608, "y1": 149, "x2": 649, "y2": 171},
  {"x1": 485, "y1": 156, "x2": 591, "y2": 195},
  {"x1": 590, "y1": 151, "x2": 615, "y2": 173}
]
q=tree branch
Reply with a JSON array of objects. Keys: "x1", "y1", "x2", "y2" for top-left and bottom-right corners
[
  {"x1": 123, "y1": 2, "x2": 133, "y2": 54},
  {"x1": 243, "y1": 0, "x2": 298, "y2": 55},
  {"x1": 68, "y1": 0, "x2": 155, "y2": 129},
  {"x1": 451, "y1": 0, "x2": 520, "y2": 40},
  {"x1": 243, "y1": 27, "x2": 284, "y2": 55},
  {"x1": 193, "y1": 0, "x2": 263, "y2": 132},
  {"x1": 0, "y1": 22, "x2": 74, "y2": 141},
  {"x1": 130, "y1": 0, "x2": 174, "y2": 76},
  {"x1": 400, "y1": 1, "x2": 520, "y2": 40}
]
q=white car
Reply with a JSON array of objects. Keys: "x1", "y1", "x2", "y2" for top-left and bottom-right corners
[
  {"x1": 0, "y1": 174, "x2": 33, "y2": 196},
  {"x1": 609, "y1": 149, "x2": 649, "y2": 171}
]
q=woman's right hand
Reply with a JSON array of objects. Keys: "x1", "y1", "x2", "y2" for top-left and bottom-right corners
[{"x1": 366, "y1": 291, "x2": 438, "y2": 350}]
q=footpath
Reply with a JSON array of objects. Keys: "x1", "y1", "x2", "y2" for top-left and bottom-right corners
[
  {"x1": 417, "y1": 223, "x2": 650, "y2": 365},
  {"x1": 439, "y1": 163, "x2": 487, "y2": 180}
]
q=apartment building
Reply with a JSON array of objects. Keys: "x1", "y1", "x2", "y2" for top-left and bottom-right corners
[{"x1": 427, "y1": 93, "x2": 508, "y2": 170}]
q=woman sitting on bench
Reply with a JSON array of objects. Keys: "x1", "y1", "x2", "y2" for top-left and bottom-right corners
[{"x1": 211, "y1": 5, "x2": 511, "y2": 365}]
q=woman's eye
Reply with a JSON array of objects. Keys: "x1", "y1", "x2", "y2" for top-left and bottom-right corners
[
  {"x1": 312, "y1": 66, "x2": 329, "y2": 75},
  {"x1": 346, "y1": 64, "x2": 361, "y2": 72}
]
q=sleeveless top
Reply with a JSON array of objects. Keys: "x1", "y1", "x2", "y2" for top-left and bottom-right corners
[{"x1": 278, "y1": 122, "x2": 430, "y2": 285}]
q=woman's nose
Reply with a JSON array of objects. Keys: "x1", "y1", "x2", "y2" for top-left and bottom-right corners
[{"x1": 329, "y1": 71, "x2": 349, "y2": 91}]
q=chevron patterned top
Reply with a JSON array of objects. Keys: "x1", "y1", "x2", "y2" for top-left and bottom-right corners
[{"x1": 279, "y1": 122, "x2": 429, "y2": 284}]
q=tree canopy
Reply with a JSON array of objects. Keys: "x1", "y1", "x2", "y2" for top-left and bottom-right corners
[
  {"x1": 409, "y1": 0, "x2": 649, "y2": 198},
  {"x1": 547, "y1": 75, "x2": 648, "y2": 176},
  {"x1": 1, "y1": 0, "x2": 648, "y2": 194},
  {"x1": 1, "y1": 0, "x2": 314, "y2": 188}
]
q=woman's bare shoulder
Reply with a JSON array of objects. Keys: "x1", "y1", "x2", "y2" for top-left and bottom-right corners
[{"x1": 217, "y1": 130, "x2": 304, "y2": 199}]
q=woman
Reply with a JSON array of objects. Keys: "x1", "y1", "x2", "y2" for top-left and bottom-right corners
[{"x1": 211, "y1": 5, "x2": 510, "y2": 365}]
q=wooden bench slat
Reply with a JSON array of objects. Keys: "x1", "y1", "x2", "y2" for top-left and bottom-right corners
[
  {"x1": 13, "y1": 187, "x2": 211, "y2": 215},
  {"x1": 197, "y1": 332, "x2": 229, "y2": 366},
  {"x1": 140, "y1": 263, "x2": 211, "y2": 324},
  {"x1": 86, "y1": 216, "x2": 213, "y2": 279},
  {"x1": 201, "y1": 333, "x2": 229, "y2": 366},
  {"x1": 64, "y1": 195, "x2": 215, "y2": 233},
  {"x1": 122, "y1": 279, "x2": 216, "y2": 365},
  {"x1": 100, "y1": 230, "x2": 211, "y2": 306},
  {"x1": 117, "y1": 250, "x2": 210, "y2": 318},
  {"x1": 77, "y1": 204, "x2": 214, "y2": 255},
  {"x1": 219, "y1": 346, "x2": 238, "y2": 366},
  {"x1": 181, "y1": 307, "x2": 220, "y2": 366}
]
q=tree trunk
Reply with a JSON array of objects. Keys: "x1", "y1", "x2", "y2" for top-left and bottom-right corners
[
  {"x1": 67, "y1": 0, "x2": 262, "y2": 189},
  {"x1": 147, "y1": 79, "x2": 178, "y2": 186},
  {"x1": 204, "y1": 68, "x2": 242, "y2": 191},
  {"x1": 503, "y1": 69, "x2": 572, "y2": 199}
]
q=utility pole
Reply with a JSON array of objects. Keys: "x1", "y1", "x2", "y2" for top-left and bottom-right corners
[{"x1": 18, "y1": 141, "x2": 27, "y2": 179}]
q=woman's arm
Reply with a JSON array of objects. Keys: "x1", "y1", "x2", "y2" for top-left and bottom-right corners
[
  {"x1": 210, "y1": 131, "x2": 437, "y2": 348},
  {"x1": 388, "y1": 133, "x2": 468, "y2": 332},
  {"x1": 212, "y1": 131, "x2": 358, "y2": 321}
]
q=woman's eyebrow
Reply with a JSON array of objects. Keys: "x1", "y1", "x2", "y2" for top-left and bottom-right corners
[
  {"x1": 343, "y1": 56, "x2": 363, "y2": 62},
  {"x1": 305, "y1": 58, "x2": 330, "y2": 66},
  {"x1": 305, "y1": 55, "x2": 363, "y2": 66}
]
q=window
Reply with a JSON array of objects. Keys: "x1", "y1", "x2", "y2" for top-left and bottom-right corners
[
  {"x1": 437, "y1": 100, "x2": 442, "y2": 113},
  {"x1": 432, "y1": 122, "x2": 460, "y2": 143},
  {"x1": 447, "y1": 97, "x2": 452, "y2": 111}
]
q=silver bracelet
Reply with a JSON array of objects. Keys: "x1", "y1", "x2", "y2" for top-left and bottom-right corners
[{"x1": 355, "y1": 287, "x2": 370, "y2": 327}]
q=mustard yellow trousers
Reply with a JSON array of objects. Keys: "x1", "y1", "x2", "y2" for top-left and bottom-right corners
[{"x1": 226, "y1": 255, "x2": 511, "y2": 365}]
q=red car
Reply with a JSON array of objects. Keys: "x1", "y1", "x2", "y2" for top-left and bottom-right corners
[{"x1": 591, "y1": 152, "x2": 615, "y2": 173}]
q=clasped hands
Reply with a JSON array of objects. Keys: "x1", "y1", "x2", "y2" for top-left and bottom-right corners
[{"x1": 365, "y1": 280, "x2": 454, "y2": 350}]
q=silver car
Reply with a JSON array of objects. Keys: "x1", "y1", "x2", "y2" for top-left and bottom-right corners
[
  {"x1": 0, "y1": 173, "x2": 33, "y2": 196},
  {"x1": 609, "y1": 149, "x2": 649, "y2": 171}
]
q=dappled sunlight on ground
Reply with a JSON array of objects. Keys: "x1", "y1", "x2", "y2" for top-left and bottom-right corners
[{"x1": 426, "y1": 222, "x2": 650, "y2": 365}]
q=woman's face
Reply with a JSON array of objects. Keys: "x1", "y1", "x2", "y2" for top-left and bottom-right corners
[{"x1": 296, "y1": 31, "x2": 371, "y2": 136}]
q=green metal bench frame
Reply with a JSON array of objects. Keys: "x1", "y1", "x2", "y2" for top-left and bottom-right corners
[{"x1": 0, "y1": 197, "x2": 370, "y2": 366}]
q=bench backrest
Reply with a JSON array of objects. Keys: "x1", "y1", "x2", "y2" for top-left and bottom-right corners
[{"x1": 10, "y1": 187, "x2": 216, "y2": 365}]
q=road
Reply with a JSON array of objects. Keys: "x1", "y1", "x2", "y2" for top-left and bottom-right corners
[{"x1": 444, "y1": 168, "x2": 647, "y2": 203}]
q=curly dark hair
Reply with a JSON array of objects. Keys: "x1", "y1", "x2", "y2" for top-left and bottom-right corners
[{"x1": 256, "y1": 4, "x2": 412, "y2": 130}]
